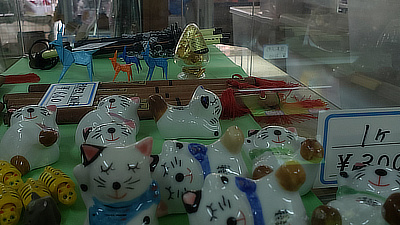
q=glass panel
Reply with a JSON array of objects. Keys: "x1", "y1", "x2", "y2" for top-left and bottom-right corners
[{"x1": 0, "y1": 0, "x2": 23, "y2": 72}]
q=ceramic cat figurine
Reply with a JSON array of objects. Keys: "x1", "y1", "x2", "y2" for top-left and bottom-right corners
[
  {"x1": 75, "y1": 95, "x2": 140, "y2": 147},
  {"x1": 151, "y1": 126, "x2": 247, "y2": 216},
  {"x1": 242, "y1": 125, "x2": 324, "y2": 195},
  {"x1": 149, "y1": 85, "x2": 222, "y2": 139},
  {"x1": 0, "y1": 105, "x2": 59, "y2": 175},
  {"x1": 182, "y1": 159, "x2": 308, "y2": 225},
  {"x1": 82, "y1": 122, "x2": 137, "y2": 147},
  {"x1": 73, "y1": 137, "x2": 160, "y2": 225},
  {"x1": 312, "y1": 164, "x2": 400, "y2": 225}
]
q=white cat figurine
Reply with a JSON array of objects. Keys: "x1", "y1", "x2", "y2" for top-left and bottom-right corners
[
  {"x1": 82, "y1": 122, "x2": 137, "y2": 147},
  {"x1": 182, "y1": 159, "x2": 308, "y2": 225},
  {"x1": 0, "y1": 105, "x2": 59, "y2": 175},
  {"x1": 151, "y1": 126, "x2": 248, "y2": 216},
  {"x1": 73, "y1": 137, "x2": 160, "y2": 225},
  {"x1": 243, "y1": 125, "x2": 324, "y2": 195},
  {"x1": 75, "y1": 95, "x2": 140, "y2": 147},
  {"x1": 149, "y1": 85, "x2": 222, "y2": 139},
  {"x1": 312, "y1": 164, "x2": 400, "y2": 225}
]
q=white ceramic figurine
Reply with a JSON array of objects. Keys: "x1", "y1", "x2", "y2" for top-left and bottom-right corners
[
  {"x1": 82, "y1": 122, "x2": 137, "y2": 147},
  {"x1": 75, "y1": 95, "x2": 140, "y2": 147},
  {"x1": 243, "y1": 125, "x2": 324, "y2": 195},
  {"x1": 73, "y1": 137, "x2": 160, "y2": 225},
  {"x1": 0, "y1": 105, "x2": 59, "y2": 175},
  {"x1": 149, "y1": 85, "x2": 222, "y2": 139},
  {"x1": 151, "y1": 126, "x2": 248, "y2": 216},
  {"x1": 182, "y1": 159, "x2": 308, "y2": 225},
  {"x1": 312, "y1": 164, "x2": 400, "y2": 225}
]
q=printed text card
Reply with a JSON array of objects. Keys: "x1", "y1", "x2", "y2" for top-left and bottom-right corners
[
  {"x1": 39, "y1": 82, "x2": 98, "y2": 108},
  {"x1": 316, "y1": 108, "x2": 400, "y2": 187}
]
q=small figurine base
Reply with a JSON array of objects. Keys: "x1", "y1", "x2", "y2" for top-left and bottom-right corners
[{"x1": 177, "y1": 66, "x2": 206, "y2": 79}]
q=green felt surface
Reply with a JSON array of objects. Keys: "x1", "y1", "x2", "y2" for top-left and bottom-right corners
[{"x1": 0, "y1": 45, "x2": 321, "y2": 224}]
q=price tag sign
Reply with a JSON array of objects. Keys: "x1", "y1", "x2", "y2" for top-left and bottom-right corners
[
  {"x1": 263, "y1": 44, "x2": 288, "y2": 59},
  {"x1": 316, "y1": 108, "x2": 400, "y2": 187},
  {"x1": 39, "y1": 82, "x2": 98, "y2": 108}
]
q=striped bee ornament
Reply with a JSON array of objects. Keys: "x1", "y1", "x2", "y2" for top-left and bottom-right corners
[
  {"x1": 0, "y1": 182, "x2": 23, "y2": 225},
  {"x1": 39, "y1": 166, "x2": 77, "y2": 206}
]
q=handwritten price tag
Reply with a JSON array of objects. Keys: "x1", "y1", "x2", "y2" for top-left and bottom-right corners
[
  {"x1": 263, "y1": 44, "x2": 288, "y2": 59},
  {"x1": 39, "y1": 82, "x2": 98, "y2": 108},
  {"x1": 316, "y1": 108, "x2": 400, "y2": 187}
]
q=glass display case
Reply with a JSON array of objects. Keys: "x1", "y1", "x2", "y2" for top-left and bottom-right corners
[{"x1": 0, "y1": 0, "x2": 399, "y2": 224}]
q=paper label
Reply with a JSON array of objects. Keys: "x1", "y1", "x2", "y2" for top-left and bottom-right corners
[
  {"x1": 316, "y1": 108, "x2": 400, "y2": 187},
  {"x1": 39, "y1": 82, "x2": 98, "y2": 108}
]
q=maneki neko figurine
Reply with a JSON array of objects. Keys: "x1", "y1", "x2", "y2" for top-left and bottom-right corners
[
  {"x1": 242, "y1": 125, "x2": 324, "y2": 195},
  {"x1": 149, "y1": 85, "x2": 222, "y2": 139},
  {"x1": 0, "y1": 160, "x2": 23, "y2": 190},
  {"x1": 38, "y1": 166, "x2": 77, "y2": 206},
  {"x1": 0, "y1": 183, "x2": 23, "y2": 225},
  {"x1": 0, "y1": 105, "x2": 59, "y2": 175},
  {"x1": 151, "y1": 126, "x2": 248, "y2": 216},
  {"x1": 182, "y1": 159, "x2": 308, "y2": 225},
  {"x1": 75, "y1": 95, "x2": 140, "y2": 147},
  {"x1": 312, "y1": 164, "x2": 400, "y2": 225},
  {"x1": 81, "y1": 122, "x2": 137, "y2": 148},
  {"x1": 73, "y1": 137, "x2": 160, "y2": 225}
]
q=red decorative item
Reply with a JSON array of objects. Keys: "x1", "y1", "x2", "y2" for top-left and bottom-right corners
[
  {"x1": 220, "y1": 74, "x2": 329, "y2": 124},
  {"x1": 0, "y1": 73, "x2": 40, "y2": 85}
]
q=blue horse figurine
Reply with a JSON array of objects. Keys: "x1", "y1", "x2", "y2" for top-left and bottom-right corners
[
  {"x1": 141, "y1": 42, "x2": 168, "y2": 80},
  {"x1": 118, "y1": 46, "x2": 142, "y2": 73},
  {"x1": 50, "y1": 27, "x2": 98, "y2": 82}
]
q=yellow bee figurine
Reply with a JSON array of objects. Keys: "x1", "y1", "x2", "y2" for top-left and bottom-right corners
[
  {"x1": 0, "y1": 161, "x2": 23, "y2": 190},
  {"x1": 0, "y1": 183, "x2": 23, "y2": 225},
  {"x1": 39, "y1": 166, "x2": 77, "y2": 206},
  {"x1": 18, "y1": 178, "x2": 51, "y2": 208}
]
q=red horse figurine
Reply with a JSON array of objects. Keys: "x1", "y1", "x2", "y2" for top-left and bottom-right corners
[{"x1": 109, "y1": 51, "x2": 133, "y2": 82}]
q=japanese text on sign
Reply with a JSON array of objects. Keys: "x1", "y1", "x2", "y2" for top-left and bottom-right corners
[
  {"x1": 39, "y1": 82, "x2": 98, "y2": 108},
  {"x1": 263, "y1": 44, "x2": 288, "y2": 59},
  {"x1": 316, "y1": 108, "x2": 400, "y2": 187}
]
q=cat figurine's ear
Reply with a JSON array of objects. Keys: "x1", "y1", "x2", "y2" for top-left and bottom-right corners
[
  {"x1": 82, "y1": 127, "x2": 92, "y2": 141},
  {"x1": 220, "y1": 126, "x2": 244, "y2": 154},
  {"x1": 149, "y1": 94, "x2": 167, "y2": 122},
  {"x1": 150, "y1": 155, "x2": 159, "y2": 172},
  {"x1": 248, "y1": 129, "x2": 259, "y2": 137},
  {"x1": 130, "y1": 97, "x2": 140, "y2": 104},
  {"x1": 81, "y1": 144, "x2": 106, "y2": 166},
  {"x1": 182, "y1": 191, "x2": 202, "y2": 214},
  {"x1": 135, "y1": 137, "x2": 153, "y2": 157},
  {"x1": 286, "y1": 127, "x2": 297, "y2": 134},
  {"x1": 46, "y1": 105, "x2": 57, "y2": 113}
]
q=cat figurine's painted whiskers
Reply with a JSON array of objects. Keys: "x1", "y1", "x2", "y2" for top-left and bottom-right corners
[
  {"x1": 151, "y1": 126, "x2": 247, "y2": 216},
  {"x1": 83, "y1": 122, "x2": 136, "y2": 147},
  {"x1": 75, "y1": 95, "x2": 140, "y2": 147},
  {"x1": 243, "y1": 126, "x2": 324, "y2": 195},
  {"x1": 312, "y1": 164, "x2": 400, "y2": 225},
  {"x1": 149, "y1": 85, "x2": 222, "y2": 139},
  {"x1": 73, "y1": 137, "x2": 160, "y2": 225},
  {"x1": 0, "y1": 105, "x2": 59, "y2": 175},
  {"x1": 182, "y1": 159, "x2": 308, "y2": 225}
]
